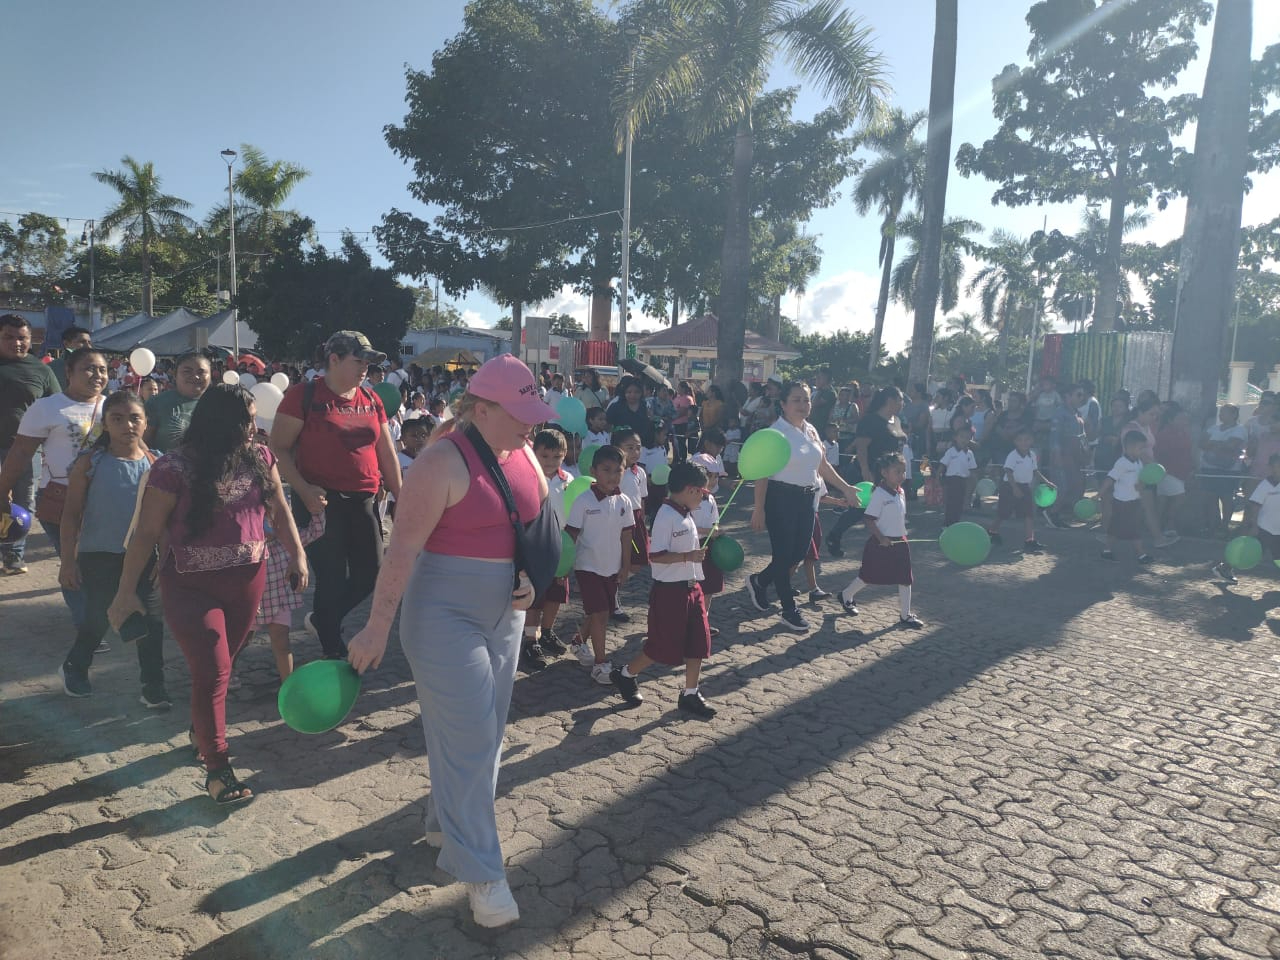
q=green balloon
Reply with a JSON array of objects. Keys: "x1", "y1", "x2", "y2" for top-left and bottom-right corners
[
  {"x1": 278, "y1": 659, "x2": 362, "y2": 734},
  {"x1": 1073, "y1": 498, "x2": 1099, "y2": 521},
  {"x1": 708, "y1": 535, "x2": 745, "y2": 572},
  {"x1": 1139, "y1": 462, "x2": 1166, "y2": 486},
  {"x1": 853, "y1": 481, "x2": 874, "y2": 507},
  {"x1": 373, "y1": 382, "x2": 402, "y2": 417},
  {"x1": 564, "y1": 475, "x2": 593, "y2": 512},
  {"x1": 738, "y1": 428, "x2": 792, "y2": 481},
  {"x1": 650, "y1": 463, "x2": 671, "y2": 485},
  {"x1": 975, "y1": 477, "x2": 997, "y2": 498},
  {"x1": 1033, "y1": 483, "x2": 1058, "y2": 508},
  {"x1": 555, "y1": 530, "x2": 576, "y2": 577},
  {"x1": 579, "y1": 444, "x2": 601, "y2": 473},
  {"x1": 938, "y1": 521, "x2": 992, "y2": 566},
  {"x1": 1225, "y1": 535, "x2": 1263, "y2": 571}
]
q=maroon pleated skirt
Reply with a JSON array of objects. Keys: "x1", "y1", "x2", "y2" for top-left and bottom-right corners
[{"x1": 857, "y1": 536, "x2": 913, "y2": 586}]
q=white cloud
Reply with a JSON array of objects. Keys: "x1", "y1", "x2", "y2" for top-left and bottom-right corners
[{"x1": 459, "y1": 309, "x2": 484, "y2": 328}]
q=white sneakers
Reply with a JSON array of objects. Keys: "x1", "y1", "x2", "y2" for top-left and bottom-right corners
[
  {"x1": 590, "y1": 662, "x2": 615, "y2": 685},
  {"x1": 467, "y1": 878, "x2": 520, "y2": 927},
  {"x1": 570, "y1": 641, "x2": 595, "y2": 667}
]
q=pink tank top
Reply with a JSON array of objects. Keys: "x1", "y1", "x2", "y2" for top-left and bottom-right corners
[{"x1": 425, "y1": 431, "x2": 543, "y2": 559}]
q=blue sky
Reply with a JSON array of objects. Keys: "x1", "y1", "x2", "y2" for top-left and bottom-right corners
[{"x1": 4, "y1": 1, "x2": 1277, "y2": 349}]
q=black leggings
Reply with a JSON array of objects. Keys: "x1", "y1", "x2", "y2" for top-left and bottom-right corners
[
  {"x1": 295, "y1": 490, "x2": 382, "y2": 657},
  {"x1": 756, "y1": 482, "x2": 818, "y2": 613},
  {"x1": 65, "y1": 551, "x2": 165, "y2": 688}
]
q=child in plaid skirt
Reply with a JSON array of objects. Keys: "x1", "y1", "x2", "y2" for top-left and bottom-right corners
[{"x1": 254, "y1": 503, "x2": 326, "y2": 679}]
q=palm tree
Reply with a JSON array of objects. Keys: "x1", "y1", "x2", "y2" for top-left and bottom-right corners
[
  {"x1": 1170, "y1": 0, "x2": 1253, "y2": 418},
  {"x1": 93, "y1": 157, "x2": 195, "y2": 314},
  {"x1": 1051, "y1": 206, "x2": 1150, "y2": 328},
  {"x1": 620, "y1": 0, "x2": 889, "y2": 387},
  {"x1": 207, "y1": 144, "x2": 311, "y2": 263},
  {"x1": 853, "y1": 108, "x2": 926, "y2": 373},
  {"x1": 889, "y1": 213, "x2": 981, "y2": 315},
  {"x1": 908, "y1": 0, "x2": 958, "y2": 386},
  {"x1": 944, "y1": 310, "x2": 984, "y2": 338},
  {"x1": 967, "y1": 229, "x2": 1040, "y2": 379}
]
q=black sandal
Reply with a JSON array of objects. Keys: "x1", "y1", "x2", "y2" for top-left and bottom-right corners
[
  {"x1": 187, "y1": 726, "x2": 203, "y2": 765},
  {"x1": 205, "y1": 766, "x2": 254, "y2": 806}
]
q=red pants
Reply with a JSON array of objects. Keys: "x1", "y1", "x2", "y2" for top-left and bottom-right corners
[{"x1": 161, "y1": 561, "x2": 266, "y2": 771}]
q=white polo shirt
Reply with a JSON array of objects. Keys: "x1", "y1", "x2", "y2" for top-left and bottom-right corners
[
  {"x1": 546, "y1": 467, "x2": 573, "y2": 528},
  {"x1": 691, "y1": 451, "x2": 726, "y2": 493},
  {"x1": 1249, "y1": 478, "x2": 1280, "y2": 535},
  {"x1": 865, "y1": 485, "x2": 908, "y2": 537},
  {"x1": 566, "y1": 488, "x2": 634, "y2": 576},
  {"x1": 769, "y1": 417, "x2": 823, "y2": 487},
  {"x1": 649, "y1": 502, "x2": 702, "y2": 583},
  {"x1": 691, "y1": 493, "x2": 719, "y2": 533},
  {"x1": 1002, "y1": 449, "x2": 1039, "y2": 485},
  {"x1": 585, "y1": 429, "x2": 612, "y2": 448},
  {"x1": 640, "y1": 445, "x2": 668, "y2": 473},
  {"x1": 620, "y1": 464, "x2": 648, "y2": 512},
  {"x1": 1107, "y1": 456, "x2": 1143, "y2": 502},
  {"x1": 940, "y1": 445, "x2": 977, "y2": 478}
]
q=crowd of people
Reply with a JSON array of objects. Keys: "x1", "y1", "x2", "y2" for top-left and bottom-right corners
[{"x1": 4, "y1": 310, "x2": 1279, "y2": 928}]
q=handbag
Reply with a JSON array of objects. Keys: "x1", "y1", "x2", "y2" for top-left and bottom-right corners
[{"x1": 464, "y1": 426, "x2": 562, "y2": 599}]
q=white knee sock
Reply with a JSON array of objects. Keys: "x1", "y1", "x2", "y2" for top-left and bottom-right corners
[
  {"x1": 899, "y1": 585, "x2": 912, "y2": 618},
  {"x1": 842, "y1": 577, "x2": 867, "y2": 600}
]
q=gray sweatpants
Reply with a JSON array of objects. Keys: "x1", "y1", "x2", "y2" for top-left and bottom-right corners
[{"x1": 399, "y1": 551, "x2": 522, "y2": 882}]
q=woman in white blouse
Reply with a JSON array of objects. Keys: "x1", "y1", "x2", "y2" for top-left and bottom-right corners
[{"x1": 747, "y1": 381, "x2": 861, "y2": 631}]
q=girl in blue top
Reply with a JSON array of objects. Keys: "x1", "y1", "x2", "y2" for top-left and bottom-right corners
[{"x1": 57, "y1": 391, "x2": 168, "y2": 706}]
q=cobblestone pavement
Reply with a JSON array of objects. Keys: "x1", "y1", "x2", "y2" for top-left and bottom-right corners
[{"x1": 2, "y1": 500, "x2": 1279, "y2": 960}]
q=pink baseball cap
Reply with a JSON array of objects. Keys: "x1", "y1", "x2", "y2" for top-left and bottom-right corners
[{"x1": 468, "y1": 354, "x2": 558, "y2": 424}]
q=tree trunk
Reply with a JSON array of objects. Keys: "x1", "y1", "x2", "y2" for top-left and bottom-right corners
[
  {"x1": 142, "y1": 227, "x2": 153, "y2": 316},
  {"x1": 670, "y1": 292, "x2": 679, "y2": 327},
  {"x1": 996, "y1": 290, "x2": 1011, "y2": 379},
  {"x1": 589, "y1": 227, "x2": 614, "y2": 340},
  {"x1": 907, "y1": 0, "x2": 957, "y2": 387},
  {"x1": 1093, "y1": 137, "x2": 1130, "y2": 332},
  {"x1": 511, "y1": 301, "x2": 524, "y2": 365},
  {"x1": 715, "y1": 111, "x2": 753, "y2": 389},
  {"x1": 770, "y1": 292, "x2": 782, "y2": 342},
  {"x1": 589, "y1": 285, "x2": 613, "y2": 340},
  {"x1": 1170, "y1": 0, "x2": 1252, "y2": 419},
  {"x1": 869, "y1": 220, "x2": 896, "y2": 373}
]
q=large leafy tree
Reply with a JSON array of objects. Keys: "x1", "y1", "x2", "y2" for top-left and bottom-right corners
[
  {"x1": 620, "y1": 0, "x2": 888, "y2": 387},
  {"x1": 852, "y1": 108, "x2": 926, "y2": 373},
  {"x1": 956, "y1": 0, "x2": 1211, "y2": 332},
  {"x1": 379, "y1": 0, "x2": 625, "y2": 350},
  {"x1": 0, "y1": 213, "x2": 70, "y2": 295},
  {"x1": 908, "y1": 0, "x2": 958, "y2": 386},
  {"x1": 238, "y1": 220, "x2": 413, "y2": 360},
  {"x1": 1170, "y1": 0, "x2": 1253, "y2": 418},
  {"x1": 93, "y1": 156, "x2": 195, "y2": 315}
]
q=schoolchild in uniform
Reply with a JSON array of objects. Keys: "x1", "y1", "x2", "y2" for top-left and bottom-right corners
[
  {"x1": 987, "y1": 427, "x2": 1052, "y2": 551},
  {"x1": 610, "y1": 461, "x2": 717, "y2": 719},
  {"x1": 1100, "y1": 430, "x2": 1155, "y2": 564},
  {"x1": 691, "y1": 427, "x2": 728, "y2": 496},
  {"x1": 691, "y1": 480, "x2": 723, "y2": 635},
  {"x1": 838, "y1": 452, "x2": 924, "y2": 628},
  {"x1": 584, "y1": 408, "x2": 612, "y2": 449},
  {"x1": 520, "y1": 429, "x2": 574, "y2": 670},
  {"x1": 565, "y1": 446, "x2": 633, "y2": 684},
  {"x1": 613, "y1": 428, "x2": 650, "y2": 591},
  {"x1": 938, "y1": 424, "x2": 978, "y2": 527},
  {"x1": 1215, "y1": 453, "x2": 1280, "y2": 583}
]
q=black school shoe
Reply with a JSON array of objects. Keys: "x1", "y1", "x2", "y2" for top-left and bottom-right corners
[
  {"x1": 746, "y1": 573, "x2": 774, "y2": 613},
  {"x1": 611, "y1": 668, "x2": 643, "y2": 705},
  {"x1": 610, "y1": 609, "x2": 631, "y2": 623},
  {"x1": 825, "y1": 535, "x2": 845, "y2": 559},
  {"x1": 1211, "y1": 561, "x2": 1239, "y2": 585},
  {"x1": 139, "y1": 686, "x2": 173, "y2": 710},
  {"x1": 539, "y1": 628, "x2": 566, "y2": 655},
  {"x1": 1023, "y1": 539, "x2": 1045, "y2": 553},
  {"x1": 678, "y1": 691, "x2": 716, "y2": 719},
  {"x1": 519, "y1": 640, "x2": 548, "y2": 672},
  {"x1": 808, "y1": 588, "x2": 831, "y2": 602}
]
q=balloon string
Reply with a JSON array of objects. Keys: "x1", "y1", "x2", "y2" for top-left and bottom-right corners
[{"x1": 701, "y1": 478, "x2": 746, "y2": 548}]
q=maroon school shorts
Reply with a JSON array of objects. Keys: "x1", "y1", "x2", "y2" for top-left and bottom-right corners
[
  {"x1": 997, "y1": 481, "x2": 1033, "y2": 520},
  {"x1": 701, "y1": 556, "x2": 725, "y2": 596},
  {"x1": 575, "y1": 570, "x2": 618, "y2": 616},
  {"x1": 531, "y1": 575, "x2": 569, "y2": 609},
  {"x1": 643, "y1": 580, "x2": 712, "y2": 666},
  {"x1": 630, "y1": 509, "x2": 649, "y2": 565},
  {"x1": 1109, "y1": 498, "x2": 1142, "y2": 541}
]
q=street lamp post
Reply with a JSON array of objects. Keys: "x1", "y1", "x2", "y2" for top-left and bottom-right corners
[
  {"x1": 220, "y1": 148, "x2": 239, "y2": 357},
  {"x1": 81, "y1": 220, "x2": 96, "y2": 329},
  {"x1": 619, "y1": 27, "x2": 640, "y2": 361}
]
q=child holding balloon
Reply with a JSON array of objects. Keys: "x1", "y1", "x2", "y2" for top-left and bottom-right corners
[
  {"x1": 611, "y1": 461, "x2": 717, "y2": 718},
  {"x1": 938, "y1": 424, "x2": 978, "y2": 527},
  {"x1": 1099, "y1": 430, "x2": 1155, "y2": 563},
  {"x1": 838, "y1": 452, "x2": 923, "y2": 628},
  {"x1": 614, "y1": 429, "x2": 650, "y2": 578},
  {"x1": 1213, "y1": 452, "x2": 1280, "y2": 584},
  {"x1": 986, "y1": 428, "x2": 1052, "y2": 551},
  {"x1": 585, "y1": 408, "x2": 611, "y2": 449},
  {"x1": 521, "y1": 429, "x2": 575, "y2": 667},
  {"x1": 692, "y1": 482, "x2": 724, "y2": 633}
]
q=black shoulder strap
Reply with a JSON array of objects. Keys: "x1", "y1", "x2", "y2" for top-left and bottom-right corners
[
  {"x1": 302, "y1": 379, "x2": 316, "y2": 425},
  {"x1": 464, "y1": 425, "x2": 519, "y2": 525}
]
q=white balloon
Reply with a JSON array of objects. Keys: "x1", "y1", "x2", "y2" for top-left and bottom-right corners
[
  {"x1": 238, "y1": 373, "x2": 257, "y2": 389},
  {"x1": 129, "y1": 347, "x2": 156, "y2": 377},
  {"x1": 250, "y1": 382, "x2": 284, "y2": 420},
  {"x1": 270, "y1": 371, "x2": 291, "y2": 391},
  {"x1": 222, "y1": 370, "x2": 240, "y2": 385}
]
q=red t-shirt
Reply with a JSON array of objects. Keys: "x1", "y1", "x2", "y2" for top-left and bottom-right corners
[{"x1": 277, "y1": 380, "x2": 387, "y2": 493}]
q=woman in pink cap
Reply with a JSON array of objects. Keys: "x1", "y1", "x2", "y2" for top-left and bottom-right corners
[{"x1": 347, "y1": 353, "x2": 554, "y2": 928}]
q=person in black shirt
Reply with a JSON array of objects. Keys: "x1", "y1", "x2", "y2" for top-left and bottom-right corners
[
  {"x1": 809, "y1": 368, "x2": 837, "y2": 435},
  {"x1": 606, "y1": 377, "x2": 656, "y2": 449},
  {"x1": 825, "y1": 387, "x2": 906, "y2": 557}
]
